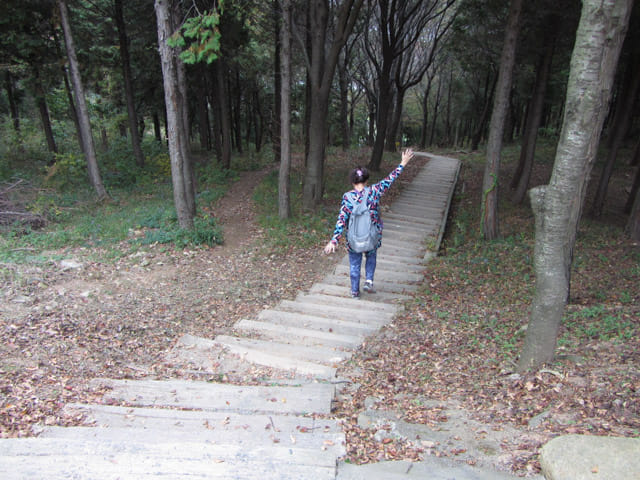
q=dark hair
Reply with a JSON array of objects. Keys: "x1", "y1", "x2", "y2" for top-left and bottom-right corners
[{"x1": 349, "y1": 166, "x2": 369, "y2": 184}]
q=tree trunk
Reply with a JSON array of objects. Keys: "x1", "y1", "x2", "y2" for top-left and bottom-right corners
[
  {"x1": 420, "y1": 74, "x2": 433, "y2": 148},
  {"x1": 33, "y1": 73, "x2": 57, "y2": 157},
  {"x1": 303, "y1": 0, "x2": 364, "y2": 209},
  {"x1": 278, "y1": 0, "x2": 292, "y2": 219},
  {"x1": 368, "y1": 72, "x2": 393, "y2": 171},
  {"x1": 338, "y1": 52, "x2": 350, "y2": 151},
  {"x1": 233, "y1": 68, "x2": 243, "y2": 154},
  {"x1": 481, "y1": 0, "x2": 523, "y2": 240},
  {"x1": 518, "y1": 0, "x2": 633, "y2": 372},
  {"x1": 155, "y1": 0, "x2": 194, "y2": 229},
  {"x1": 429, "y1": 77, "x2": 443, "y2": 146},
  {"x1": 591, "y1": 53, "x2": 640, "y2": 217},
  {"x1": 626, "y1": 166, "x2": 640, "y2": 240},
  {"x1": 272, "y1": 0, "x2": 282, "y2": 163},
  {"x1": 512, "y1": 30, "x2": 555, "y2": 204},
  {"x1": 5, "y1": 71, "x2": 20, "y2": 132},
  {"x1": 471, "y1": 71, "x2": 496, "y2": 151},
  {"x1": 57, "y1": 0, "x2": 107, "y2": 201},
  {"x1": 214, "y1": 60, "x2": 232, "y2": 169},
  {"x1": 172, "y1": 0, "x2": 196, "y2": 217},
  {"x1": 114, "y1": 0, "x2": 145, "y2": 168},
  {"x1": 195, "y1": 68, "x2": 211, "y2": 151},
  {"x1": 387, "y1": 88, "x2": 406, "y2": 152}
]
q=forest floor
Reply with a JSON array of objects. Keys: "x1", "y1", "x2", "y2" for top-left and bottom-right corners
[{"x1": 1, "y1": 152, "x2": 638, "y2": 477}]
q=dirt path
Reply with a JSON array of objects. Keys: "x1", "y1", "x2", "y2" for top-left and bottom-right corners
[{"x1": 0, "y1": 167, "x2": 338, "y2": 436}]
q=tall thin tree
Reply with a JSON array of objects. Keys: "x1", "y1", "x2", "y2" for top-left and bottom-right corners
[
  {"x1": 279, "y1": 0, "x2": 292, "y2": 219},
  {"x1": 480, "y1": 0, "x2": 523, "y2": 240},
  {"x1": 57, "y1": 0, "x2": 107, "y2": 201}
]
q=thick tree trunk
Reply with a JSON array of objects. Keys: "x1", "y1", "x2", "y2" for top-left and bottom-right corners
[
  {"x1": 368, "y1": 72, "x2": 393, "y2": 171},
  {"x1": 155, "y1": 0, "x2": 194, "y2": 229},
  {"x1": 481, "y1": 0, "x2": 523, "y2": 240},
  {"x1": 387, "y1": 89, "x2": 406, "y2": 152},
  {"x1": 115, "y1": 0, "x2": 145, "y2": 168},
  {"x1": 518, "y1": 0, "x2": 633, "y2": 372},
  {"x1": 303, "y1": 0, "x2": 363, "y2": 209},
  {"x1": 57, "y1": 0, "x2": 107, "y2": 201},
  {"x1": 512, "y1": 31, "x2": 555, "y2": 204},
  {"x1": 278, "y1": 0, "x2": 292, "y2": 219},
  {"x1": 172, "y1": 1, "x2": 196, "y2": 217}
]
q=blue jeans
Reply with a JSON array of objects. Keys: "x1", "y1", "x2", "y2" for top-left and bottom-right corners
[{"x1": 348, "y1": 249, "x2": 377, "y2": 294}]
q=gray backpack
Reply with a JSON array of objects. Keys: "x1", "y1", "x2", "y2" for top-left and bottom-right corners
[{"x1": 347, "y1": 187, "x2": 380, "y2": 253}]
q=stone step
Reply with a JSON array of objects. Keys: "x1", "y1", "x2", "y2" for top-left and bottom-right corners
[
  {"x1": 42, "y1": 404, "x2": 345, "y2": 454},
  {"x1": 383, "y1": 216, "x2": 441, "y2": 231},
  {"x1": 258, "y1": 309, "x2": 382, "y2": 336},
  {"x1": 338, "y1": 255, "x2": 425, "y2": 274},
  {"x1": 294, "y1": 293, "x2": 398, "y2": 314},
  {"x1": 378, "y1": 236, "x2": 429, "y2": 252},
  {"x1": 321, "y1": 274, "x2": 420, "y2": 294},
  {"x1": 383, "y1": 212, "x2": 441, "y2": 226},
  {"x1": 91, "y1": 378, "x2": 335, "y2": 415},
  {"x1": 309, "y1": 283, "x2": 412, "y2": 303},
  {"x1": 334, "y1": 264, "x2": 423, "y2": 284},
  {"x1": 214, "y1": 335, "x2": 348, "y2": 376},
  {"x1": 276, "y1": 299, "x2": 396, "y2": 324},
  {"x1": 375, "y1": 251, "x2": 427, "y2": 267},
  {"x1": 0, "y1": 438, "x2": 337, "y2": 480},
  {"x1": 235, "y1": 319, "x2": 364, "y2": 349},
  {"x1": 383, "y1": 221, "x2": 439, "y2": 237},
  {"x1": 167, "y1": 335, "x2": 336, "y2": 379}
]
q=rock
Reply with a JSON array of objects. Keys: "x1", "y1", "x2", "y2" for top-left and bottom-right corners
[
  {"x1": 60, "y1": 259, "x2": 82, "y2": 270},
  {"x1": 540, "y1": 434, "x2": 640, "y2": 480}
]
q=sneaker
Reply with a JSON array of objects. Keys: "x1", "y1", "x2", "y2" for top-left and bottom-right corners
[
  {"x1": 351, "y1": 291, "x2": 360, "y2": 299},
  {"x1": 363, "y1": 280, "x2": 376, "y2": 294}
]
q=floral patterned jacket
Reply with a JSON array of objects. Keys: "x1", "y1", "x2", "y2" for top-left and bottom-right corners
[{"x1": 329, "y1": 164, "x2": 404, "y2": 252}]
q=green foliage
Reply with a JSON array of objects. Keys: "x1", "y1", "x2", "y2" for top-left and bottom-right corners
[
  {"x1": 0, "y1": 118, "x2": 55, "y2": 180},
  {"x1": 44, "y1": 152, "x2": 87, "y2": 189},
  {"x1": 168, "y1": 7, "x2": 224, "y2": 64},
  {"x1": 140, "y1": 213, "x2": 222, "y2": 248},
  {"x1": 561, "y1": 305, "x2": 637, "y2": 344}
]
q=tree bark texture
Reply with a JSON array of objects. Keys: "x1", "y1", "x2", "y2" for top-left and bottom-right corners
[
  {"x1": 518, "y1": 0, "x2": 633, "y2": 372},
  {"x1": 481, "y1": 0, "x2": 523, "y2": 240},
  {"x1": 57, "y1": 0, "x2": 107, "y2": 201},
  {"x1": 278, "y1": 0, "x2": 292, "y2": 219},
  {"x1": 154, "y1": 0, "x2": 194, "y2": 229}
]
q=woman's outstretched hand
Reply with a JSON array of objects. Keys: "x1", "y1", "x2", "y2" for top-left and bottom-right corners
[
  {"x1": 324, "y1": 242, "x2": 336, "y2": 254},
  {"x1": 401, "y1": 148, "x2": 414, "y2": 167}
]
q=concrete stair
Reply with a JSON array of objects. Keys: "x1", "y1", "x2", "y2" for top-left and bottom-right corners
[{"x1": 0, "y1": 153, "x2": 462, "y2": 479}]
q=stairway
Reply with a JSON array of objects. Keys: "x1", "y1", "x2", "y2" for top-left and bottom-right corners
[{"x1": 0, "y1": 154, "x2": 460, "y2": 479}]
